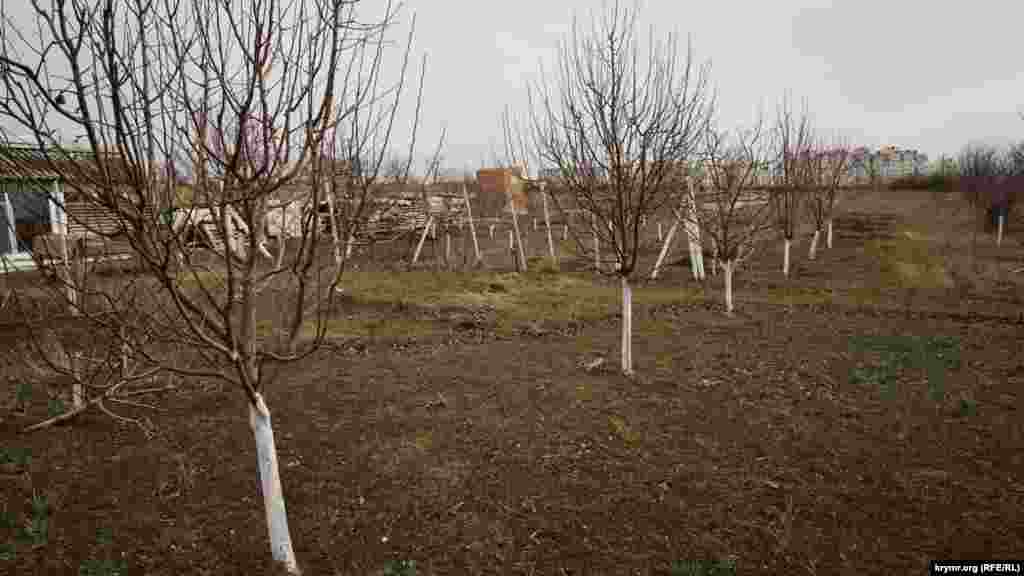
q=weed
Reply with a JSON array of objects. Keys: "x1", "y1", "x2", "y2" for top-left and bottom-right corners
[
  {"x1": 0, "y1": 542, "x2": 14, "y2": 562},
  {"x1": 381, "y1": 559, "x2": 417, "y2": 576},
  {"x1": 957, "y1": 397, "x2": 977, "y2": 418},
  {"x1": 78, "y1": 527, "x2": 126, "y2": 576},
  {"x1": 15, "y1": 382, "x2": 31, "y2": 409},
  {"x1": 0, "y1": 446, "x2": 31, "y2": 468},
  {"x1": 669, "y1": 558, "x2": 737, "y2": 576},
  {"x1": 48, "y1": 397, "x2": 66, "y2": 418},
  {"x1": 16, "y1": 493, "x2": 49, "y2": 548},
  {"x1": 608, "y1": 415, "x2": 641, "y2": 445},
  {"x1": 78, "y1": 557, "x2": 127, "y2": 576}
]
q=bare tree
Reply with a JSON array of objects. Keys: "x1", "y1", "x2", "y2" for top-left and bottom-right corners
[
  {"x1": 769, "y1": 97, "x2": 813, "y2": 277},
  {"x1": 804, "y1": 135, "x2": 851, "y2": 257},
  {"x1": 0, "y1": 0, "x2": 425, "y2": 572},
  {"x1": 527, "y1": 0, "x2": 712, "y2": 375},
  {"x1": 690, "y1": 118, "x2": 775, "y2": 314},
  {"x1": 958, "y1": 142, "x2": 1001, "y2": 271}
]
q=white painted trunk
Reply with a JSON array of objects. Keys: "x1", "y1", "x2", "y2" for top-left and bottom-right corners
[
  {"x1": 808, "y1": 230, "x2": 820, "y2": 260},
  {"x1": 621, "y1": 276, "x2": 633, "y2": 375},
  {"x1": 533, "y1": 218, "x2": 538, "y2": 231},
  {"x1": 258, "y1": 240, "x2": 273, "y2": 260},
  {"x1": 489, "y1": 224, "x2": 495, "y2": 239},
  {"x1": 462, "y1": 185, "x2": 481, "y2": 264},
  {"x1": 563, "y1": 223, "x2": 568, "y2": 241},
  {"x1": 826, "y1": 219, "x2": 834, "y2": 249},
  {"x1": 510, "y1": 206, "x2": 527, "y2": 272},
  {"x1": 657, "y1": 222, "x2": 663, "y2": 242},
  {"x1": 250, "y1": 394, "x2": 300, "y2": 574},
  {"x1": 411, "y1": 216, "x2": 433, "y2": 265},
  {"x1": 723, "y1": 260, "x2": 735, "y2": 315},
  {"x1": 542, "y1": 191, "x2": 556, "y2": 265},
  {"x1": 783, "y1": 238, "x2": 791, "y2": 277},
  {"x1": 72, "y1": 382, "x2": 84, "y2": 409},
  {"x1": 325, "y1": 183, "x2": 343, "y2": 267},
  {"x1": 997, "y1": 213, "x2": 1005, "y2": 247},
  {"x1": 345, "y1": 234, "x2": 355, "y2": 259},
  {"x1": 61, "y1": 234, "x2": 79, "y2": 317},
  {"x1": 508, "y1": 229, "x2": 514, "y2": 250},
  {"x1": 444, "y1": 232, "x2": 451, "y2": 263},
  {"x1": 650, "y1": 220, "x2": 679, "y2": 279}
]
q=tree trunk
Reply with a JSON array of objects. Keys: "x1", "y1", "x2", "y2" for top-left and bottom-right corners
[
  {"x1": 621, "y1": 276, "x2": 633, "y2": 375},
  {"x1": 657, "y1": 222, "x2": 663, "y2": 242},
  {"x1": 563, "y1": 223, "x2": 568, "y2": 241},
  {"x1": 444, "y1": 231, "x2": 451, "y2": 266},
  {"x1": 489, "y1": 224, "x2": 495, "y2": 240},
  {"x1": 650, "y1": 219, "x2": 679, "y2": 279},
  {"x1": 250, "y1": 393, "x2": 300, "y2": 574},
  {"x1": 808, "y1": 229, "x2": 820, "y2": 260},
  {"x1": 510, "y1": 205, "x2": 527, "y2": 273},
  {"x1": 542, "y1": 189, "x2": 556, "y2": 266},
  {"x1": 325, "y1": 182, "x2": 343, "y2": 268},
  {"x1": 826, "y1": 219, "x2": 834, "y2": 249},
  {"x1": 997, "y1": 213, "x2": 1005, "y2": 247},
  {"x1": 462, "y1": 184, "x2": 481, "y2": 265},
  {"x1": 723, "y1": 259, "x2": 735, "y2": 316},
  {"x1": 592, "y1": 213, "x2": 601, "y2": 272},
  {"x1": 783, "y1": 238, "x2": 791, "y2": 277},
  {"x1": 411, "y1": 216, "x2": 433, "y2": 265}
]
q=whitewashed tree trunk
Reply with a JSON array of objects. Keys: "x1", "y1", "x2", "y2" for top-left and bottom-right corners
[
  {"x1": 489, "y1": 224, "x2": 495, "y2": 239},
  {"x1": 650, "y1": 219, "x2": 679, "y2": 279},
  {"x1": 808, "y1": 229, "x2": 820, "y2": 260},
  {"x1": 542, "y1": 190, "x2": 556, "y2": 265},
  {"x1": 325, "y1": 182, "x2": 343, "y2": 268},
  {"x1": 686, "y1": 181, "x2": 704, "y2": 280},
  {"x1": 411, "y1": 216, "x2": 433, "y2": 265},
  {"x1": 783, "y1": 238, "x2": 792, "y2": 276},
  {"x1": 997, "y1": 213, "x2": 1005, "y2": 247},
  {"x1": 444, "y1": 232, "x2": 451, "y2": 265},
  {"x1": 250, "y1": 393, "x2": 300, "y2": 575},
  {"x1": 345, "y1": 233, "x2": 355, "y2": 259},
  {"x1": 462, "y1": 185, "x2": 481, "y2": 265},
  {"x1": 508, "y1": 229, "x2": 514, "y2": 250},
  {"x1": 657, "y1": 222, "x2": 663, "y2": 242},
  {"x1": 826, "y1": 219, "x2": 834, "y2": 249},
  {"x1": 722, "y1": 260, "x2": 735, "y2": 316},
  {"x1": 510, "y1": 204, "x2": 527, "y2": 273},
  {"x1": 563, "y1": 223, "x2": 568, "y2": 241},
  {"x1": 274, "y1": 204, "x2": 287, "y2": 270},
  {"x1": 621, "y1": 276, "x2": 633, "y2": 375},
  {"x1": 70, "y1": 351, "x2": 84, "y2": 410}
]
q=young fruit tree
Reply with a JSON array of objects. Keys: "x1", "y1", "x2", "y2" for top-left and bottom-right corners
[
  {"x1": 526, "y1": 0, "x2": 711, "y2": 375},
  {"x1": 0, "y1": 0, "x2": 425, "y2": 573},
  {"x1": 958, "y1": 143, "x2": 1003, "y2": 271},
  {"x1": 769, "y1": 98, "x2": 814, "y2": 277},
  {"x1": 690, "y1": 119, "x2": 775, "y2": 315},
  {"x1": 803, "y1": 136, "x2": 851, "y2": 258}
]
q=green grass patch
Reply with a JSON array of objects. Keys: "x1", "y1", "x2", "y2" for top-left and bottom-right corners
[
  {"x1": 871, "y1": 230, "x2": 953, "y2": 291},
  {"x1": 848, "y1": 334, "x2": 960, "y2": 401},
  {"x1": 343, "y1": 269, "x2": 700, "y2": 329}
]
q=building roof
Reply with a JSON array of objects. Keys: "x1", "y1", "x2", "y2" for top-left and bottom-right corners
[{"x1": 0, "y1": 143, "x2": 115, "y2": 182}]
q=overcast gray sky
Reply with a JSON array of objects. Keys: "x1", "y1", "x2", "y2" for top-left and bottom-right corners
[
  {"x1": 403, "y1": 0, "x2": 1023, "y2": 174},
  {"x1": 3, "y1": 0, "x2": 1021, "y2": 175}
]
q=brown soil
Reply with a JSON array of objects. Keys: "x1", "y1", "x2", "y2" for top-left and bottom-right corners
[{"x1": 1, "y1": 189, "x2": 1023, "y2": 575}]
